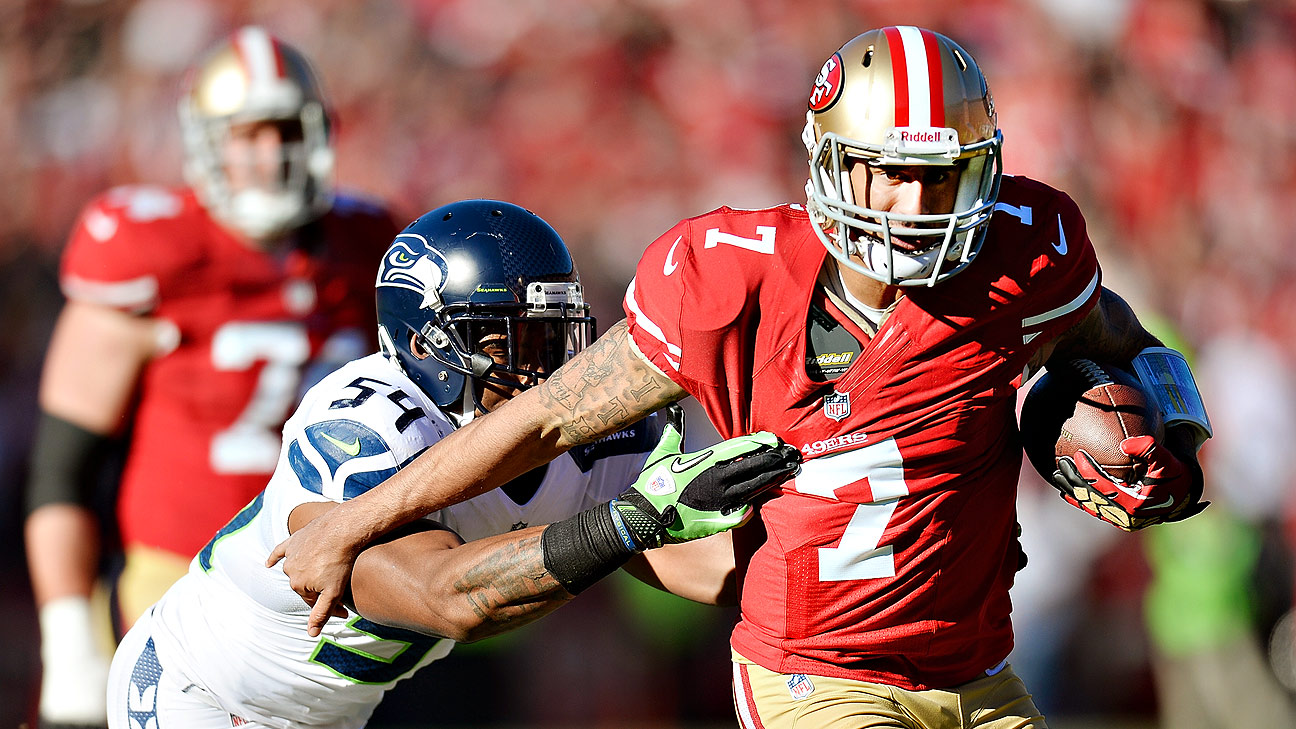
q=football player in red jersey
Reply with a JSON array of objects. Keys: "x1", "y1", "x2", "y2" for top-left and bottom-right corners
[
  {"x1": 271, "y1": 27, "x2": 1213, "y2": 728},
  {"x1": 22, "y1": 26, "x2": 399, "y2": 729}
]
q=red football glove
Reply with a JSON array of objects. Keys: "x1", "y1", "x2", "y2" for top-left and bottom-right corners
[{"x1": 1052, "y1": 435, "x2": 1208, "y2": 531}]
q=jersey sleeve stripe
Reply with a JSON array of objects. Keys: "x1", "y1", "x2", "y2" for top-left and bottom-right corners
[
  {"x1": 61, "y1": 273, "x2": 158, "y2": 312},
  {"x1": 1020, "y1": 269, "x2": 1099, "y2": 332},
  {"x1": 624, "y1": 277, "x2": 682, "y2": 370}
]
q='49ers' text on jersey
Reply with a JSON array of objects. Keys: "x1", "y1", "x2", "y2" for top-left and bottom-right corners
[
  {"x1": 624, "y1": 175, "x2": 1101, "y2": 690},
  {"x1": 60, "y1": 184, "x2": 399, "y2": 557}
]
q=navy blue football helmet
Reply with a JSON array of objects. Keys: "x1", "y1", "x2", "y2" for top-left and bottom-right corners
[{"x1": 376, "y1": 200, "x2": 594, "y2": 423}]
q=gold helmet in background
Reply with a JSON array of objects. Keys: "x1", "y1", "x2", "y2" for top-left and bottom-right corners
[
  {"x1": 804, "y1": 26, "x2": 1002, "y2": 286},
  {"x1": 179, "y1": 26, "x2": 334, "y2": 240}
]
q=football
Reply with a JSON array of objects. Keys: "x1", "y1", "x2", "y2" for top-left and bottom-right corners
[{"x1": 1019, "y1": 359, "x2": 1164, "y2": 484}]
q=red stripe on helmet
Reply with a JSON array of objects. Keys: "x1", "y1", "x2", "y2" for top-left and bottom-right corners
[
  {"x1": 921, "y1": 28, "x2": 945, "y2": 127},
  {"x1": 233, "y1": 27, "x2": 287, "y2": 83},
  {"x1": 883, "y1": 26, "x2": 909, "y2": 126}
]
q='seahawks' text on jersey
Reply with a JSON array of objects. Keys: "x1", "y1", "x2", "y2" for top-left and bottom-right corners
[{"x1": 139, "y1": 352, "x2": 657, "y2": 729}]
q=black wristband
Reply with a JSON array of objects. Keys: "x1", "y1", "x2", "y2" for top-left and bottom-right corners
[
  {"x1": 540, "y1": 501, "x2": 637, "y2": 595},
  {"x1": 25, "y1": 411, "x2": 116, "y2": 516}
]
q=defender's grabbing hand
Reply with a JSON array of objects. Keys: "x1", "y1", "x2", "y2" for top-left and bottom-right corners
[
  {"x1": 540, "y1": 422, "x2": 800, "y2": 595},
  {"x1": 613, "y1": 423, "x2": 802, "y2": 550}
]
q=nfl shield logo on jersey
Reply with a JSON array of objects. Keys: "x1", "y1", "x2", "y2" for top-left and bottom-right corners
[
  {"x1": 823, "y1": 391, "x2": 850, "y2": 421},
  {"x1": 786, "y1": 673, "x2": 815, "y2": 700}
]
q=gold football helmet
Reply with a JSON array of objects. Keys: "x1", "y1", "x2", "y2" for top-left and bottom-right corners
[
  {"x1": 804, "y1": 27, "x2": 1002, "y2": 286},
  {"x1": 179, "y1": 26, "x2": 334, "y2": 240}
]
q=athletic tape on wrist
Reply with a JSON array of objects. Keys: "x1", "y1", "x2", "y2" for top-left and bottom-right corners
[{"x1": 541, "y1": 501, "x2": 636, "y2": 594}]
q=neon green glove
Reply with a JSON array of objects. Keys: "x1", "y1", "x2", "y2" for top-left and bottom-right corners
[{"x1": 611, "y1": 423, "x2": 801, "y2": 550}]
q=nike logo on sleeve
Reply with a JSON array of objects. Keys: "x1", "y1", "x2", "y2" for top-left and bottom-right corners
[
  {"x1": 663, "y1": 236, "x2": 683, "y2": 275},
  {"x1": 320, "y1": 432, "x2": 362, "y2": 457},
  {"x1": 1051, "y1": 214, "x2": 1068, "y2": 255}
]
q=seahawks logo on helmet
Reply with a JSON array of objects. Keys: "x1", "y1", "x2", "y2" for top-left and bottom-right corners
[{"x1": 376, "y1": 234, "x2": 450, "y2": 310}]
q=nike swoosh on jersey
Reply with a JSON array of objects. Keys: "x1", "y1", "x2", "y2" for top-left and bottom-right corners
[
  {"x1": 663, "y1": 236, "x2": 683, "y2": 275},
  {"x1": 1051, "y1": 214, "x2": 1067, "y2": 255},
  {"x1": 320, "y1": 432, "x2": 362, "y2": 457},
  {"x1": 670, "y1": 449, "x2": 715, "y2": 474}
]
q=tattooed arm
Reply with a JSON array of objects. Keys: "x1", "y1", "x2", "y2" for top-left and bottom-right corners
[
  {"x1": 271, "y1": 320, "x2": 688, "y2": 635},
  {"x1": 287, "y1": 501, "x2": 567, "y2": 642}
]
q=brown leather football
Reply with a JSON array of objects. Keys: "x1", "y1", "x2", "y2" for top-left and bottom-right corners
[{"x1": 1020, "y1": 359, "x2": 1164, "y2": 484}]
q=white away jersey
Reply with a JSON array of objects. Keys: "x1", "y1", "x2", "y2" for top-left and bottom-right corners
[{"x1": 142, "y1": 353, "x2": 658, "y2": 728}]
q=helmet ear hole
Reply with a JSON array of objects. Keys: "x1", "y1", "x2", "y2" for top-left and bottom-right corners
[{"x1": 409, "y1": 331, "x2": 433, "y2": 360}]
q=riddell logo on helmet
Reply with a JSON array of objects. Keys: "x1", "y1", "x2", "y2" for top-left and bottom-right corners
[
  {"x1": 886, "y1": 127, "x2": 960, "y2": 155},
  {"x1": 900, "y1": 130, "x2": 946, "y2": 144}
]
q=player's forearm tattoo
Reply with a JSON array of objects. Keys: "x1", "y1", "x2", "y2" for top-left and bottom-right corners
[
  {"x1": 454, "y1": 534, "x2": 569, "y2": 631},
  {"x1": 536, "y1": 320, "x2": 681, "y2": 446}
]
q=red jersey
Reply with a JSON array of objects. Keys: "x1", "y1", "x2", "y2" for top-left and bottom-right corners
[
  {"x1": 625, "y1": 175, "x2": 1101, "y2": 690},
  {"x1": 60, "y1": 185, "x2": 398, "y2": 557}
]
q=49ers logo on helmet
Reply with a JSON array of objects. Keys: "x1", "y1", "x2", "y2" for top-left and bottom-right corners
[{"x1": 809, "y1": 53, "x2": 843, "y2": 113}]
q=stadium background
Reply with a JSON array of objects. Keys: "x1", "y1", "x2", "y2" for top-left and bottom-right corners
[{"x1": 2, "y1": 0, "x2": 1295, "y2": 727}]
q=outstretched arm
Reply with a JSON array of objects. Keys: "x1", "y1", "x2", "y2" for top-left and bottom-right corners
[
  {"x1": 271, "y1": 320, "x2": 689, "y2": 633},
  {"x1": 287, "y1": 501, "x2": 563, "y2": 642},
  {"x1": 313, "y1": 424, "x2": 798, "y2": 641},
  {"x1": 351, "y1": 522, "x2": 566, "y2": 643}
]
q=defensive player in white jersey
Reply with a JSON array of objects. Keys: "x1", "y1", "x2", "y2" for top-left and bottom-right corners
[{"x1": 105, "y1": 200, "x2": 800, "y2": 729}]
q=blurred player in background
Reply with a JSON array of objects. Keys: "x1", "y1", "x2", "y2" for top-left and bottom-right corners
[
  {"x1": 23, "y1": 26, "x2": 399, "y2": 729},
  {"x1": 275, "y1": 26, "x2": 1213, "y2": 728},
  {"x1": 106, "y1": 199, "x2": 799, "y2": 728}
]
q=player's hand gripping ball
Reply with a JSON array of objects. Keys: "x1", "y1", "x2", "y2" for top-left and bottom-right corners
[{"x1": 1020, "y1": 359, "x2": 1206, "y2": 531}]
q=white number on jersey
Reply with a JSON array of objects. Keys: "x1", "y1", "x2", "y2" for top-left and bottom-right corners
[
  {"x1": 704, "y1": 226, "x2": 776, "y2": 254},
  {"x1": 992, "y1": 202, "x2": 1032, "y2": 225},
  {"x1": 210, "y1": 322, "x2": 311, "y2": 474},
  {"x1": 793, "y1": 437, "x2": 911, "y2": 582}
]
